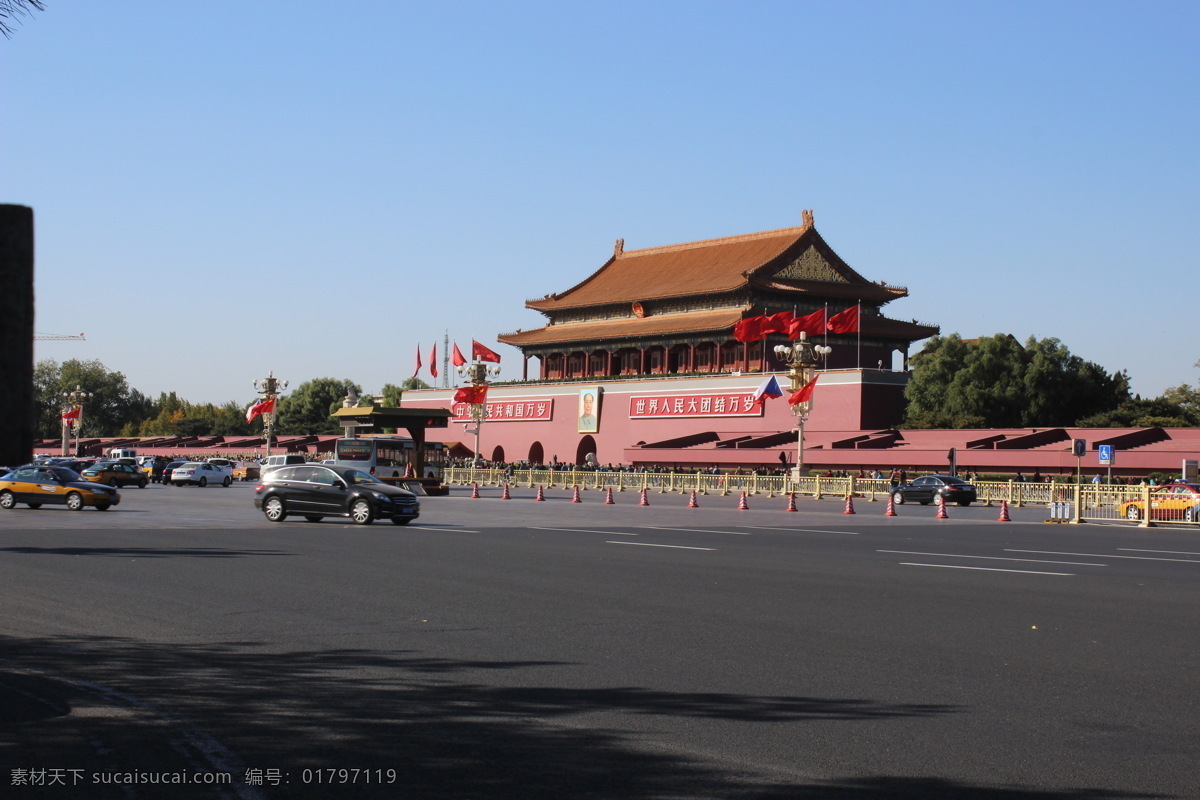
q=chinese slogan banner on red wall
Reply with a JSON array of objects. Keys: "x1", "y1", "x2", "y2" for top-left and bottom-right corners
[
  {"x1": 452, "y1": 398, "x2": 555, "y2": 422},
  {"x1": 628, "y1": 392, "x2": 763, "y2": 419}
]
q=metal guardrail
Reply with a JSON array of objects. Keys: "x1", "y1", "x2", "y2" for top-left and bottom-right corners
[{"x1": 443, "y1": 469, "x2": 1200, "y2": 528}]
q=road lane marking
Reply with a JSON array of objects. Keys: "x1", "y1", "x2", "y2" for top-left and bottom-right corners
[
  {"x1": 606, "y1": 541, "x2": 716, "y2": 551},
  {"x1": 1006, "y1": 549, "x2": 1200, "y2": 563},
  {"x1": 1119, "y1": 548, "x2": 1200, "y2": 556},
  {"x1": 901, "y1": 563, "x2": 1073, "y2": 576},
  {"x1": 530, "y1": 526, "x2": 638, "y2": 536},
  {"x1": 637, "y1": 525, "x2": 749, "y2": 535},
  {"x1": 411, "y1": 526, "x2": 481, "y2": 533},
  {"x1": 879, "y1": 550, "x2": 1106, "y2": 567},
  {"x1": 739, "y1": 526, "x2": 859, "y2": 535}
]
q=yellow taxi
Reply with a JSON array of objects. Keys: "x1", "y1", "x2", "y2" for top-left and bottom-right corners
[
  {"x1": 232, "y1": 461, "x2": 261, "y2": 482},
  {"x1": 0, "y1": 465, "x2": 121, "y2": 511},
  {"x1": 81, "y1": 461, "x2": 148, "y2": 489},
  {"x1": 1117, "y1": 483, "x2": 1200, "y2": 522}
]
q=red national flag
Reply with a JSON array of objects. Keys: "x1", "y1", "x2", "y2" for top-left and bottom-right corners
[
  {"x1": 451, "y1": 342, "x2": 467, "y2": 367},
  {"x1": 472, "y1": 340, "x2": 501, "y2": 363},
  {"x1": 61, "y1": 406, "x2": 81, "y2": 422},
  {"x1": 413, "y1": 343, "x2": 423, "y2": 378},
  {"x1": 787, "y1": 376, "x2": 819, "y2": 406},
  {"x1": 733, "y1": 316, "x2": 764, "y2": 343},
  {"x1": 453, "y1": 385, "x2": 488, "y2": 405},
  {"x1": 245, "y1": 396, "x2": 277, "y2": 423},
  {"x1": 787, "y1": 308, "x2": 826, "y2": 339},
  {"x1": 759, "y1": 311, "x2": 795, "y2": 335},
  {"x1": 826, "y1": 305, "x2": 860, "y2": 334},
  {"x1": 429, "y1": 343, "x2": 438, "y2": 379}
]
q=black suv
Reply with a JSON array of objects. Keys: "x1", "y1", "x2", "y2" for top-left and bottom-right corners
[{"x1": 254, "y1": 464, "x2": 420, "y2": 525}]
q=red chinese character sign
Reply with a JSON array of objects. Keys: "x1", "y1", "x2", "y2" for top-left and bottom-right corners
[
  {"x1": 628, "y1": 391, "x2": 765, "y2": 419},
  {"x1": 451, "y1": 398, "x2": 555, "y2": 422}
]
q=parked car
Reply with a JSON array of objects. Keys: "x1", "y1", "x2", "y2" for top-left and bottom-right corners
[
  {"x1": 1, "y1": 465, "x2": 121, "y2": 511},
  {"x1": 169, "y1": 461, "x2": 234, "y2": 487},
  {"x1": 161, "y1": 459, "x2": 188, "y2": 485},
  {"x1": 254, "y1": 464, "x2": 420, "y2": 525},
  {"x1": 891, "y1": 474, "x2": 977, "y2": 506},
  {"x1": 81, "y1": 461, "x2": 148, "y2": 489},
  {"x1": 1117, "y1": 483, "x2": 1200, "y2": 522}
]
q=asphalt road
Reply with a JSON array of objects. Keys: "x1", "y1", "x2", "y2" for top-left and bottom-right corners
[{"x1": 1, "y1": 482, "x2": 1197, "y2": 799}]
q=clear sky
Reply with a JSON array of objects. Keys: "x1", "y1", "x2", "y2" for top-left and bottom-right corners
[{"x1": 5, "y1": 1, "x2": 1198, "y2": 406}]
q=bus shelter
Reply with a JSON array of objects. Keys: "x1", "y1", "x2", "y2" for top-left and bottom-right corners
[{"x1": 331, "y1": 406, "x2": 451, "y2": 489}]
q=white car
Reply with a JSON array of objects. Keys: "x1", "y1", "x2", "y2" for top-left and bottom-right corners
[{"x1": 169, "y1": 461, "x2": 234, "y2": 487}]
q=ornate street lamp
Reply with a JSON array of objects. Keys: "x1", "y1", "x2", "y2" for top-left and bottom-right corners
[
  {"x1": 59, "y1": 384, "x2": 92, "y2": 457},
  {"x1": 774, "y1": 333, "x2": 831, "y2": 479},
  {"x1": 456, "y1": 360, "x2": 500, "y2": 466},
  {"x1": 252, "y1": 371, "x2": 288, "y2": 458}
]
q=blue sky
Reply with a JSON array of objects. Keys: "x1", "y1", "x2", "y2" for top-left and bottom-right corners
[{"x1": 5, "y1": 1, "x2": 1198, "y2": 406}]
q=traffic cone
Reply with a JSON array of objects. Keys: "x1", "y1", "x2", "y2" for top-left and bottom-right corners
[
  {"x1": 998, "y1": 499, "x2": 1011, "y2": 522},
  {"x1": 688, "y1": 490, "x2": 699, "y2": 508},
  {"x1": 403, "y1": 463, "x2": 415, "y2": 479},
  {"x1": 535, "y1": 485, "x2": 545, "y2": 502},
  {"x1": 470, "y1": 482, "x2": 480, "y2": 499},
  {"x1": 738, "y1": 491, "x2": 749, "y2": 510},
  {"x1": 639, "y1": 487, "x2": 650, "y2": 506},
  {"x1": 571, "y1": 486, "x2": 582, "y2": 503},
  {"x1": 936, "y1": 495, "x2": 949, "y2": 519},
  {"x1": 884, "y1": 494, "x2": 897, "y2": 516},
  {"x1": 843, "y1": 494, "x2": 856, "y2": 515},
  {"x1": 785, "y1": 492, "x2": 797, "y2": 512},
  {"x1": 604, "y1": 487, "x2": 615, "y2": 505},
  {"x1": 501, "y1": 483, "x2": 511, "y2": 500}
]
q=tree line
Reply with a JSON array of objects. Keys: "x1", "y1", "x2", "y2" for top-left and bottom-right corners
[{"x1": 32, "y1": 335, "x2": 1200, "y2": 439}]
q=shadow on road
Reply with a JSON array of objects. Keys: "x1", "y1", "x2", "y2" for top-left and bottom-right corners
[
  {"x1": 0, "y1": 546, "x2": 292, "y2": 559},
  {"x1": 0, "y1": 635, "x2": 1169, "y2": 799}
]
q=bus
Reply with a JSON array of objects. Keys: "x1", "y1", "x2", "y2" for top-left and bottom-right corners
[{"x1": 330, "y1": 436, "x2": 448, "y2": 495}]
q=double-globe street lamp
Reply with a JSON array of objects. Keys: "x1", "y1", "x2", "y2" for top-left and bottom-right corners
[
  {"x1": 59, "y1": 384, "x2": 92, "y2": 457},
  {"x1": 456, "y1": 360, "x2": 500, "y2": 466},
  {"x1": 773, "y1": 333, "x2": 831, "y2": 479},
  {"x1": 251, "y1": 371, "x2": 288, "y2": 459}
]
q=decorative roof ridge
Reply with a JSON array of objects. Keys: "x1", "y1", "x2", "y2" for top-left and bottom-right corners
[{"x1": 617, "y1": 223, "x2": 810, "y2": 259}]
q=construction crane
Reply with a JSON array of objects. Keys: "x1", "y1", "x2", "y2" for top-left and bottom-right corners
[{"x1": 34, "y1": 332, "x2": 86, "y2": 341}]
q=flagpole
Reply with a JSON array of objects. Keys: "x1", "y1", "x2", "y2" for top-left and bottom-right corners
[{"x1": 857, "y1": 301, "x2": 861, "y2": 370}]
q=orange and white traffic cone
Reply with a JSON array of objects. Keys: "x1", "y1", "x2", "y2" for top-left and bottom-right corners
[
  {"x1": 737, "y1": 491, "x2": 749, "y2": 510},
  {"x1": 998, "y1": 499, "x2": 1011, "y2": 522},
  {"x1": 688, "y1": 490, "x2": 699, "y2": 508},
  {"x1": 604, "y1": 487, "x2": 615, "y2": 505},
  {"x1": 571, "y1": 486, "x2": 582, "y2": 503},
  {"x1": 403, "y1": 463, "x2": 415, "y2": 479},
  {"x1": 843, "y1": 494, "x2": 856, "y2": 514},
  {"x1": 884, "y1": 494, "x2": 897, "y2": 516},
  {"x1": 470, "y1": 482, "x2": 480, "y2": 499},
  {"x1": 501, "y1": 483, "x2": 512, "y2": 500},
  {"x1": 936, "y1": 495, "x2": 949, "y2": 519},
  {"x1": 535, "y1": 485, "x2": 545, "y2": 502},
  {"x1": 639, "y1": 487, "x2": 650, "y2": 506},
  {"x1": 785, "y1": 492, "x2": 798, "y2": 512}
]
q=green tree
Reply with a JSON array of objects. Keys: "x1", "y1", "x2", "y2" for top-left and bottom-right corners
[
  {"x1": 275, "y1": 378, "x2": 362, "y2": 435},
  {"x1": 380, "y1": 383, "x2": 405, "y2": 407},
  {"x1": 32, "y1": 358, "x2": 150, "y2": 437}
]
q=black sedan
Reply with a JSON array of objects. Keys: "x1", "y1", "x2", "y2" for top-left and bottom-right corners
[
  {"x1": 891, "y1": 474, "x2": 977, "y2": 506},
  {"x1": 254, "y1": 464, "x2": 420, "y2": 525}
]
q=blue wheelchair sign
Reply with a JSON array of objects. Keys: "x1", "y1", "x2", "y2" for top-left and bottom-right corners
[{"x1": 1098, "y1": 444, "x2": 1114, "y2": 465}]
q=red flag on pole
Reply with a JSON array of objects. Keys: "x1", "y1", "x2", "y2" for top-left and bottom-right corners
[
  {"x1": 472, "y1": 340, "x2": 501, "y2": 363},
  {"x1": 413, "y1": 343, "x2": 422, "y2": 378},
  {"x1": 245, "y1": 396, "x2": 277, "y2": 423},
  {"x1": 787, "y1": 308, "x2": 826, "y2": 339},
  {"x1": 733, "y1": 316, "x2": 764, "y2": 343},
  {"x1": 61, "y1": 406, "x2": 81, "y2": 422},
  {"x1": 826, "y1": 305, "x2": 860, "y2": 334},
  {"x1": 759, "y1": 311, "x2": 794, "y2": 335},
  {"x1": 787, "y1": 376, "x2": 819, "y2": 406},
  {"x1": 453, "y1": 385, "x2": 488, "y2": 405},
  {"x1": 429, "y1": 343, "x2": 438, "y2": 379},
  {"x1": 451, "y1": 342, "x2": 467, "y2": 367}
]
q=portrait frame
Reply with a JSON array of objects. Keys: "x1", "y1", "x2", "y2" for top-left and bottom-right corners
[{"x1": 577, "y1": 386, "x2": 602, "y2": 433}]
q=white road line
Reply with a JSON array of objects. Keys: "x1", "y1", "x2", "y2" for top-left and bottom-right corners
[
  {"x1": 1006, "y1": 549, "x2": 1200, "y2": 563},
  {"x1": 529, "y1": 526, "x2": 638, "y2": 537},
  {"x1": 1119, "y1": 548, "x2": 1200, "y2": 556},
  {"x1": 878, "y1": 550, "x2": 1107, "y2": 567},
  {"x1": 739, "y1": 526, "x2": 859, "y2": 535},
  {"x1": 637, "y1": 525, "x2": 749, "y2": 535},
  {"x1": 606, "y1": 541, "x2": 716, "y2": 551},
  {"x1": 901, "y1": 563, "x2": 1073, "y2": 576},
  {"x1": 411, "y1": 526, "x2": 481, "y2": 533}
]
